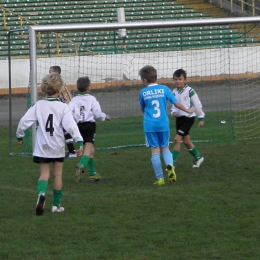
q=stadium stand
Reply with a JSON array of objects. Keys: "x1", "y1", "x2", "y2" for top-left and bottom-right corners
[{"x1": 0, "y1": 0, "x2": 259, "y2": 58}]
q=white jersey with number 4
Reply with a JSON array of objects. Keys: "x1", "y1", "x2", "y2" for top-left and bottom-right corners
[
  {"x1": 69, "y1": 94, "x2": 106, "y2": 123},
  {"x1": 16, "y1": 98, "x2": 83, "y2": 158}
]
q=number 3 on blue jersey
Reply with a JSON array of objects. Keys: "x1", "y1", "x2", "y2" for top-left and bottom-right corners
[{"x1": 152, "y1": 100, "x2": 161, "y2": 118}]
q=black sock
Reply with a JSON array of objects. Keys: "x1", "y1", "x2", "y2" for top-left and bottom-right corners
[{"x1": 64, "y1": 133, "x2": 75, "y2": 153}]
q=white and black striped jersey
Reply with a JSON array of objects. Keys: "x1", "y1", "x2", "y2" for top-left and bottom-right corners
[
  {"x1": 69, "y1": 94, "x2": 106, "y2": 123},
  {"x1": 59, "y1": 84, "x2": 72, "y2": 104},
  {"x1": 16, "y1": 98, "x2": 83, "y2": 158},
  {"x1": 171, "y1": 84, "x2": 205, "y2": 119}
]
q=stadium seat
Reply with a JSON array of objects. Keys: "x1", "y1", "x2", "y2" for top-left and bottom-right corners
[{"x1": 0, "y1": 0, "x2": 259, "y2": 59}]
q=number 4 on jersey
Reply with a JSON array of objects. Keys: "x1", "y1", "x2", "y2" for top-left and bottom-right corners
[{"x1": 45, "y1": 114, "x2": 54, "y2": 136}]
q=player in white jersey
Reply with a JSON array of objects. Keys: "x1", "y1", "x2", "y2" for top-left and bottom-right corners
[
  {"x1": 49, "y1": 66, "x2": 77, "y2": 158},
  {"x1": 171, "y1": 69, "x2": 205, "y2": 168},
  {"x1": 69, "y1": 76, "x2": 110, "y2": 183},
  {"x1": 16, "y1": 73, "x2": 83, "y2": 216},
  {"x1": 139, "y1": 65, "x2": 195, "y2": 186}
]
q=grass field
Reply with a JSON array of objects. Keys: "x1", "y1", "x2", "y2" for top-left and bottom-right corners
[{"x1": 1, "y1": 125, "x2": 260, "y2": 259}]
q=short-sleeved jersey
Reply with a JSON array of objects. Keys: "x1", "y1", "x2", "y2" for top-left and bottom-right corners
[
  {"x1": 68, "y1": 94, "x2": 106, "y2": 123},
  {"x1": 16, "y1": 98, "x2": 83, "y2": 158},
  {"x1": 171, "y1": 84, "x2": 205, "y2": 119},
  {"x1": 139, "y1": 84, "x2": 178, "y2": 132}
]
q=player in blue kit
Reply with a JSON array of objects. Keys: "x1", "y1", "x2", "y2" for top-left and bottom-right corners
[{"x1": 139, "y1": 65, "x2": 195, "y2": 185}]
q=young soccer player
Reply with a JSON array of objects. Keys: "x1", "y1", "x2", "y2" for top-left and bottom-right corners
[
  {"x1": 49, "y1": 65, "x2": 77, "y2": 158},
  {"x1": 68, "y1": 76, "x2": 110, "y2": 183},
  {"x1": 171, "y1": 69, "x2": 205, "y2": 168},
  {"x1": 16, "y1": 73, "x2": 83, "y2": 216},
  {"x1": 139, "y1": 65, "x2": 195, "y2": 185}
]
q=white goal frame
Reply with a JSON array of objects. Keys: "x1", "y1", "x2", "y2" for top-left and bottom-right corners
[{"x1": 29, "y1": 16, "x2": 260, "y2": 148}]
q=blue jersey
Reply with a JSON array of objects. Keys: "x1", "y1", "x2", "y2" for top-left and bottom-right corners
[{"x1": 139, "y1": 84, "x2": 178, "y2": 132}]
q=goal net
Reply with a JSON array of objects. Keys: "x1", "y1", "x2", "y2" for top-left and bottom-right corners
[{"x1": 13, "y1": 17, "x2": 260, "y2": 155}]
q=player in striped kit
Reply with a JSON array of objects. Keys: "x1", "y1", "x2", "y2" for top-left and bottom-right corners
[
  {"x1": 139, "y1": 65, "x2": 195, "y2": 186},
  {"x1": 69, "y1": 76, "x2": 110, "y2": 183},
  {"x1": 171, "y1": 69, "x2": 205, "y2": 168},
  {"x1": 16, "y1": 73, "x2": 83, "y2": 215},
  {"x1": 49, "y1": 66, "x2": 77, "y2": 158}
]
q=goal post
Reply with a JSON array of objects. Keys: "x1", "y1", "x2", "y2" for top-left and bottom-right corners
[{"x1": 18, "y1": 16, "x2": 260, "y2": 155}]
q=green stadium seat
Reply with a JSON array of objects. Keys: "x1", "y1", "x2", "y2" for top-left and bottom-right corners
[{"x1": 1, "y1": 0, "x2": 259, "y2": 59}]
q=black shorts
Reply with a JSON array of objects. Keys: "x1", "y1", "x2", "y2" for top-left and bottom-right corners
[
  {"x1": 176, "y1": 116, "x2": 195, "y2": 136},
  {"x1": 78, "y1": 122, "x2": 96, "y2": 144},
  {"x1": 33, "y1": 156, "x2": 64, "y2": 163}
]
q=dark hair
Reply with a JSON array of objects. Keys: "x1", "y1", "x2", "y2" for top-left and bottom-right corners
[
  {"x1": 139, "y1": 65, "x2": 157, "y2": 83},
  {"x1": 49, "y1": 66, "x2": 61, "y2": 74},
  {"x1": 77, "y1": 76, "x2": 91, "y2": 92},
  {"x1": 173, "y1": 69, "x2": 187, "y2": 79}
]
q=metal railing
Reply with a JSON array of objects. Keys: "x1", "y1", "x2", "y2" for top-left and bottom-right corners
[
  {"x1": 209, "y1": 0, "x2": 260, "y2": 16},
  {"x1": 0, "y1": 5, "x2": 79, "y2": 55}
]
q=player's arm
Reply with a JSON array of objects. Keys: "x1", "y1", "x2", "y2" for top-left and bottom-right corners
[
  {"x1": 168, "y1": 88, "x2": 195, "y2": 114},
  {"x1": 92, "y1": 99, "x2": 110, "y2": 121},
  {"x1": 170, "y1": 104, "x2": 179, "y2": 117},
  {"x1": 174, "y1": 102, "x2": 195, "y2": 114},
  {"x1": 16, "y1": 105, "x2": 37, "y2": 144},
  {"x1": 170, "y1": 89, "x2": 180, "y2": 116},
  {"x1": 139, "y1": 92, "x2": 145, "y2": 113},
  {"x1": 191, "y1": 94, "x2": 205, "y2": 127},
  {"x1": 62, "y1": 107, "x2": 84, "y2": 155}
]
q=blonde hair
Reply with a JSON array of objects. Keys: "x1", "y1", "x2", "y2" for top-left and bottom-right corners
[{"x1": 41, "y1": 73, "x2": 64, "y2": 96}]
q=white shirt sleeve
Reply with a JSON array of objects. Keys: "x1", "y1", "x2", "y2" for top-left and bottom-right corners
[
  {"x1": 16, "y1": 105, "x2": 37, "y2": 138},
  {"x1": 171, "y1": 105, "x2": 180, "y2": 115},
  {"x1": 170, "y1": 89, "x2": 180, "y2": 115},
  {"x1": 92, "y1": 99, "x2": 106, "y2": 121},
  {"x1": 62, "y1": 106, "x2": 83, "y2": 143},
  {"x1": 191, "y1": 94, "x2": 205, "y2": 119}
]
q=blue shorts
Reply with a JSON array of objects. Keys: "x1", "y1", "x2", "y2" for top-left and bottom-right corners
[{"x1": 145, "y1": 131, "x2": 170, "y2": 148}]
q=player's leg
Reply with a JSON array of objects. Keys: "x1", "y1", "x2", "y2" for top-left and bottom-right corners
[
  {"x1": 35, "y1": 160, "x2": 51, "y2": 216},
  {"x1": 160, "y1": 131, "x2": 176, "y2": 183},
  {"x1": 76, "y1": 122, "x2": 98, "y2": 182},
  {"x1": 172, "y1": 117, "x2": 187, "y2": 165},
  {"x1": 64, "y1": 131, "x2": 76, "y2": 158},
  {"x1": 82, "y1": 142, "x2": 100, "y2": 183},
  {"x1": 146, "y1": 132, "x2": 164, "y2": 185},
  {"x1": 181, "y1": 116, "x2": 204, "y2": 168},
  {"x1": 151, "y1": 147, "x2": 165, "y2": 186},
  {"x1": 52, "y1": 160, "x2": 65, "y2": 213},
  {"x1": 162, "y1": 147, "x2": 176, "y2": 183},
  {"x1": 172, "y1": 134, "x2": 182, "y2": 165},
  {"x1": 87, "y1": 147, "x2": 100, "y2": 183},
  {"x1": 75, "y1": 123, "x2": 89, "y2": 182},
  {"x1": 183, "y1": 135, "x2": 204, "y2": 168}
]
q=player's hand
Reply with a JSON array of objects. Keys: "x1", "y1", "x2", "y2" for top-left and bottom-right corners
[
  {"x1": 198, "y1": 121, "x2": 204, "y2": 127},
  {"x1": 172, "y1": 113, "x2": 178, "y2": 117},
  {"x1": 106, "y1": 115, "x2": 111, "y2": 121},
  {"x1": 188, "y1": 107, "x2": 196, "y2": 113},
  {"x1": 76, "y1": 146, "x2": 83, "y2": 157},
  {"x1": 17, "y1": 140, "x2": 23, "y2": 145}
]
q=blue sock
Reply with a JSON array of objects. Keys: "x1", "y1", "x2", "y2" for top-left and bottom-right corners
[
  {"x1": 151, "y1": 154, "x2": 163, "y2": 180},
  {"x1": 162, "y1": 150, "x2": 174, "y2": 167}
]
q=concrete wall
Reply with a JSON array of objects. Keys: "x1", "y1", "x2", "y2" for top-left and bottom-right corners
[{"x1": 1, "y1": 46, "x2": 260, "y2": 93}]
